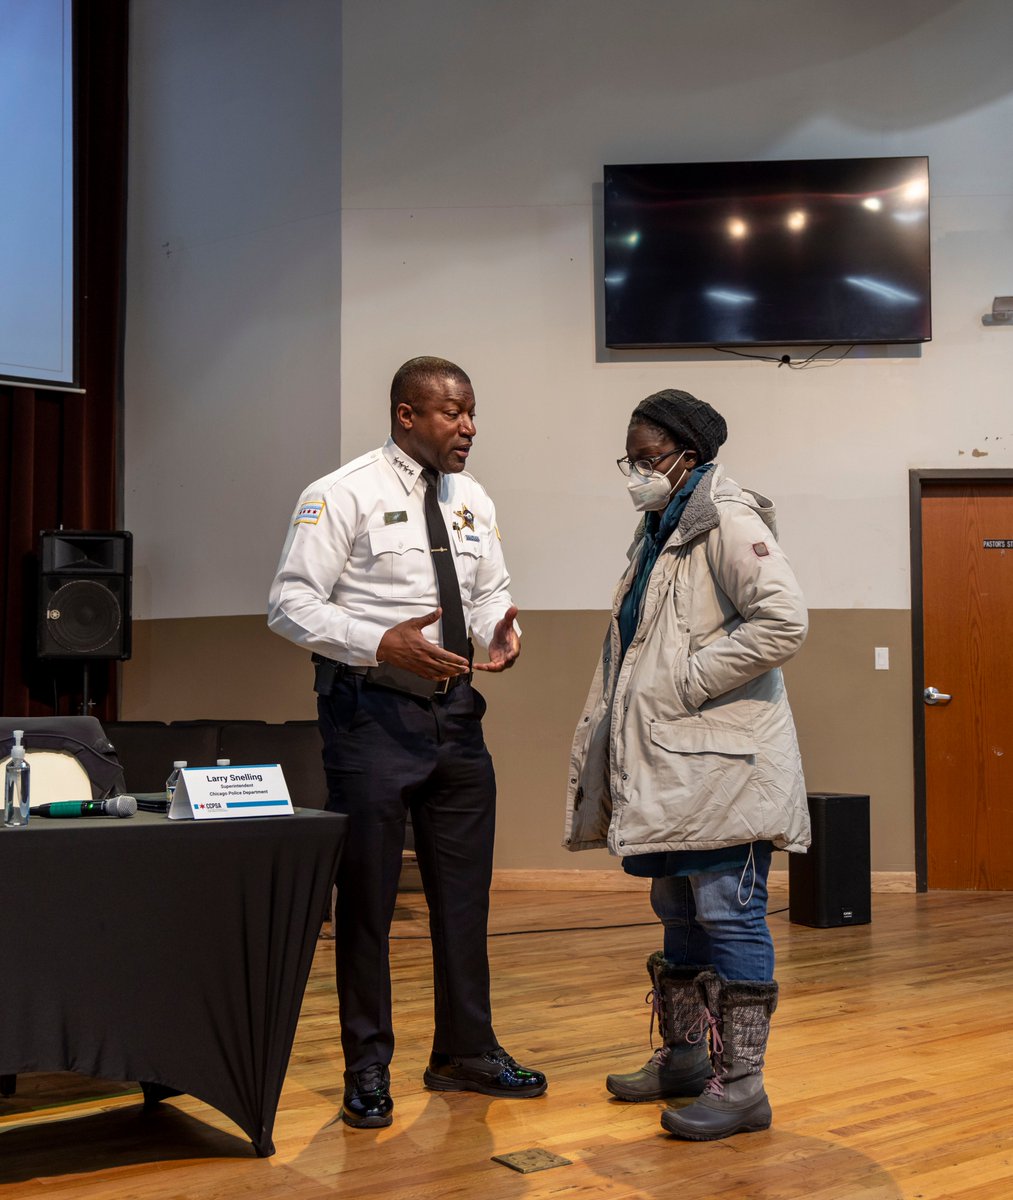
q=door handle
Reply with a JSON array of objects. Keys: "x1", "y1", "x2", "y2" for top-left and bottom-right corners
[{"x1": 923, "y1": 686, "x2": 952, "y2": 705}]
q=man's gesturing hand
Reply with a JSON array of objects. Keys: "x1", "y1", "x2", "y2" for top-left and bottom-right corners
[
  {"x1": 473, "y1": 605, "x2": 521, "y2": 673},
  {"x1": 376, "y1": 609, "x2": 471, "y2": 680}
]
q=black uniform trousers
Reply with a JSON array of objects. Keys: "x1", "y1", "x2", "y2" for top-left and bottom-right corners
[{"x1": 319, "y1": 674, "x2": 498, "y2": 1073}]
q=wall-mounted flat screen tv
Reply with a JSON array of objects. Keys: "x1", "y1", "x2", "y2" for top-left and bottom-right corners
[{"x1": 603, "y1": 156, "x2": 931, "y2": 349}]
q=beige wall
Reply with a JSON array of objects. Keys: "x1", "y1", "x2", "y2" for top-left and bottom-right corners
[
  {"x1": 121, "y1": 608, "x2": 914, "y2": 873},
  {"x1": 124, "y1": 3, "x2": 1013, "y2": 628},
  {"x1": 117, "y1": 5, "x2": 1005, "y2": 887}
]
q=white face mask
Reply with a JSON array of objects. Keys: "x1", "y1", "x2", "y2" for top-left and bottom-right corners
[{"x1": 626, "y1": 452, "x2": 692, "y2": 511}]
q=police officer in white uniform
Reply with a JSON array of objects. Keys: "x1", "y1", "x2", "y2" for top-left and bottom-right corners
[{"x1": 268, "y1": 356, "x2": 546, "y2": 1129}]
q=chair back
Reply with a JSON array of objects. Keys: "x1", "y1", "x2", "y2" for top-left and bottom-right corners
[
  {"x1": 0, "y1": 717, "x2": 125, "y2": 799},
  {"x1": 0, "y1": 749, "x2": 93, "y2": 805}
]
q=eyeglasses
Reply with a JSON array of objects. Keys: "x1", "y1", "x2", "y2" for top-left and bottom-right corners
[{"x1": 616, "y1": 450, "x2": 681, "y2": 477}]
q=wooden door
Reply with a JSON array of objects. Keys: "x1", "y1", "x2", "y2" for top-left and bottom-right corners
[{"x1": 920, "y1": 480, "x2": 1013, "y2": 889}]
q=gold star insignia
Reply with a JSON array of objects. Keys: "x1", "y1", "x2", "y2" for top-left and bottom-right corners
[{"x1": 453, "y1": 504, "x2": 475, "y2": 532}]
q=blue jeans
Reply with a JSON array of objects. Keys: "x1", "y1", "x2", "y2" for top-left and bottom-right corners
[{"x1": 649, "y1": 843, "x2": 775, "y2": 982}]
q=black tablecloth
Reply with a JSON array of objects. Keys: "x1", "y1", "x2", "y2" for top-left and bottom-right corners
[{"x1": 0, "y1": 808, "x2": 346, "y2": 1156}]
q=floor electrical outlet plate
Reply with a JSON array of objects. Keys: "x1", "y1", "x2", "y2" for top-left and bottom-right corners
[{"x1": 491, "y1": 1148, "x2": 572, "y2": 1174}]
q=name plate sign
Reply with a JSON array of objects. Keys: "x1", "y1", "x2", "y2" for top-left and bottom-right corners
[{"x1": 168, "y1": 765, "x2": 294, "y2": 820}]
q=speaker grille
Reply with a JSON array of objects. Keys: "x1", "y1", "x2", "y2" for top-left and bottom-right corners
[
  {"x1": 37, "y1": 530, "x2": 132, "y2": 660},
  {"x1": 44, "y1": 579, "x2": 123, "y2": 654}
]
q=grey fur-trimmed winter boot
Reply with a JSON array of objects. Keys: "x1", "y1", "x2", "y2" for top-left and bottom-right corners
[
  {"x1": 605, "y1": 953, "x2": 714, "y2": 1102},
  {"x1": 661, "y1": 972, "x2": 778, "y2": 1140}
]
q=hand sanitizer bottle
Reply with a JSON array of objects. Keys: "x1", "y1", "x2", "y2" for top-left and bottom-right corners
[{"x1": 4, "y1": 730, "x2": 30, "y2": 827}]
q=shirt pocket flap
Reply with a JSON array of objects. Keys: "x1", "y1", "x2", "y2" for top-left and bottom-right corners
[
  {"x1": 368, "y1": 525, "x2": 427, "y2": 557},
  {"x1": 453, "y1": 531, "x2": 486, "y2": 559},
  {"x1": 649, "y1": 720, "x2": 756, "y2": 757}
]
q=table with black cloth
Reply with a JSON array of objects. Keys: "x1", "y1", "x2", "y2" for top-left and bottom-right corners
[{"x1": 0, "y1": 808, "x2": 346, "y2": 1157}]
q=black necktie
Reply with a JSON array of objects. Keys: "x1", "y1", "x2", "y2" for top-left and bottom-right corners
[{"x1": 422, "y1": 469, "x2": 470, "y2": 658}]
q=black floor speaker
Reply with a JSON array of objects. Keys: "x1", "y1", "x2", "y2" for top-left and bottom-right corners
[
  {"x1": 788, "y1": 792, "x2": 871, "y2": 928},
  {"x1": 37, "y1": 530, "x2": 133, "y2": 660}
]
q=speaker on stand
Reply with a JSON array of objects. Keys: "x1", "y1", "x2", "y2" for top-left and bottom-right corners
[{"x1": 37, "y1": 531, "x2": 133, "y2": 712}]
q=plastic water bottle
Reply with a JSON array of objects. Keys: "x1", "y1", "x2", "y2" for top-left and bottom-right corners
[
  {"x1": 4, "y1": 730, "x2": 30, "y2": 827},
  {"x1": 165, "y1": 759, "x2": 187, "y2": 806}
]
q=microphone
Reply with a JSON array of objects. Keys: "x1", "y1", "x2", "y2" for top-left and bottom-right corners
[{"x1": 36, "y1": 795, "x2": 138, "y2": 819}]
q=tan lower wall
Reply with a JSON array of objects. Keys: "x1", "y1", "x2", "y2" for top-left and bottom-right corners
[
  {"x1": 120, "y1": 608, "x2": 915, "y2": 873},
  {"x1": 490, "y1": 869, "x2": 917, "y2": 893}
]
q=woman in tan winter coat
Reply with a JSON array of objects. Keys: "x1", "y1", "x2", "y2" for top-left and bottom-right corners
[{"x1": 564, "y1": 389, "x2": 810, "y2": 1141}]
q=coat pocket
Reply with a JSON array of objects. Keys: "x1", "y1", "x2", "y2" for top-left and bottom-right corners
[
  {"x1": 642, "y1": 719, "x2": 759, "y2": 843},
  {"x1": 648, "y1": 720, "x2": 755, "y2": 757}
]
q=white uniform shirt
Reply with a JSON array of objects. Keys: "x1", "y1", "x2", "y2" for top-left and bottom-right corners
[{"x1": 268, "y1": 438, "x2": 515, "y2": 665}]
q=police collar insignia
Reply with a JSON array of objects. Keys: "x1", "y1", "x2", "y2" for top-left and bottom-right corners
[{"x1": 391, "y1": 455, "x2": 415, "y2": 478}]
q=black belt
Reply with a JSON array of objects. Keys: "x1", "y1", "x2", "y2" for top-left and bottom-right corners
[{"x1": 312, "y1": 655, "x2": 471, "y2": 700}]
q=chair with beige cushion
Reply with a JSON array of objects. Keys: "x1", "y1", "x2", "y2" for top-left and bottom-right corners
[
  {"x1": 0, "y1": 716, "x2": 125, "y2": 806},
  {"x1": 0, "y1": 747, "x2": 92, "y2": 805}
]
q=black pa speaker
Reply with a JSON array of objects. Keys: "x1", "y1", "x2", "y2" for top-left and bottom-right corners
[
  {"x1": 37, "y1": 531, "x2": 133, "y2": 660},
  {"x1": 788, "y1": 792, "x2": 871, "y2": 928}
]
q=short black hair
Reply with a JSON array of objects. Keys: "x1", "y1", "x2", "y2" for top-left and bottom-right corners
[{"x1": 390, "y1": 356, "x2": 471, "y2": 424}]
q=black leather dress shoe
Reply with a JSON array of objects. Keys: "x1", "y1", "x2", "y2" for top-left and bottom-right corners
[
  {"x1": 423, "y1": 1046, "x2": 547, "y2": 1097},
  {"x1": 340, "y1": 1064, "x2": 394, "y2": 1128}
]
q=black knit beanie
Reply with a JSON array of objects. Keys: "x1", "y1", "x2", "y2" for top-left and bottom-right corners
[{"x1": 632, "y1": 389, "x2": 727, "y2": 463}]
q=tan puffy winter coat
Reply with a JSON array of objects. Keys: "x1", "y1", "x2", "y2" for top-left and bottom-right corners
[{"x1": 564, "y1": 466, "x2": 811, "y2": 858}]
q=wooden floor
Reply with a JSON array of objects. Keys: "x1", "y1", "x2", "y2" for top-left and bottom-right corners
[{"x1": 3, "y1": 886, "x2": 1013, "y2": 1200}]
